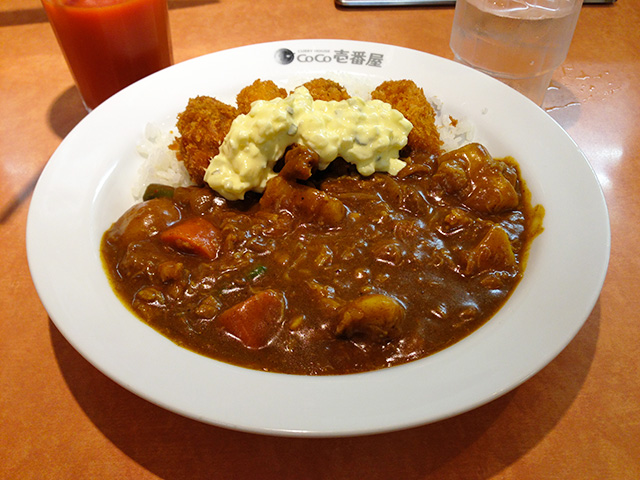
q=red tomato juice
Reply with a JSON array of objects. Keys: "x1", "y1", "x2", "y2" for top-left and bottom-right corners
[{"x1": 42, "y1": 0, "x2": 173, "y2": 110}]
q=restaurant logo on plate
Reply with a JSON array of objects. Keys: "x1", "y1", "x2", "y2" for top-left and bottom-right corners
[{"x1": 274, "y1": 47, "x2": 384, "y2": 67}]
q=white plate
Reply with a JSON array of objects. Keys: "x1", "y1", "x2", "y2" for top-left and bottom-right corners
[{"x1": 27, "y1": 40, "x2": 610, "y2": 437}]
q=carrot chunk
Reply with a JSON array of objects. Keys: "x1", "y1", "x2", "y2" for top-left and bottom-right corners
[
  {"x1": 217, "y1": 290, "x2": 285, "y2": 349},
  {"x1": 159, "y1": 217, "x2": 220, "y2": 259}
]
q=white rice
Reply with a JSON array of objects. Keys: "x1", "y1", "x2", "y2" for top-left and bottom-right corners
[
  {"x1": 132, "y1": 92, "x2": 474, "y2": 200},
  {"x1": 133, "y1": 123, "x2": 192, "y2": 200},
  {"x1": 431, "y1": 95, "x2": 476, "y2": 152}
]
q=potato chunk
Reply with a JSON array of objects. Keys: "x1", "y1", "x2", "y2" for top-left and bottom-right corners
[
  {"x1": 463, "y1": 225, "x2": 516, "y2": 275},
  {"x1": 336, "y1": 294, "x2": 404, "y2": 341}
]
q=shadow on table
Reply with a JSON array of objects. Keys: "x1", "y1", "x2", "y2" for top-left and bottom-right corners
[
  {"x1": 0, "y1": 87, "x2": 86, "y2": 224},
  {"x1": 47, "y1": 86, "x2": 88, "y2": 139},
  {"x1": 50, "y1": 302, "x2": 600, "y2": 480}
]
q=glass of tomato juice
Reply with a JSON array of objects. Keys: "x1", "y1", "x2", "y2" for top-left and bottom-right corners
[{"x1": 41, "y1": 0, "x2": 173, "y2": 111}]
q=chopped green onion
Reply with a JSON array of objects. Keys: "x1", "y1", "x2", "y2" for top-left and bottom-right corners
[{"x1": 247, "y1": 265, "x2": 267, "y2": 280}]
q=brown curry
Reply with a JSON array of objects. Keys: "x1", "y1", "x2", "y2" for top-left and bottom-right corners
[{"x1": 102, "y1": 144, "x2": 542, "y2": 375}]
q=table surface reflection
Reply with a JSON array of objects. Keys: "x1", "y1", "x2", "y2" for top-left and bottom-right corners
[{"x1": 1, "y1": 1, "x2": 638, "y2": 479}]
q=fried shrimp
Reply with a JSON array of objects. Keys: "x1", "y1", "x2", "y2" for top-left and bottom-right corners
[
  {"x1": 172, "y1": 96, "x2": 238, "y2": 185},
  {"x1": 371, "y1": 80, "x2": 442, "y2": 158},
  {"x1": 236, "y1": 79, "x2": 288, "y2": 115},
  {"x1": 302, "y1": 78, "x2": 351, "y2": 102}
]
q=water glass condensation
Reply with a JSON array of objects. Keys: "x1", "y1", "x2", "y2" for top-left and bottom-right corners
[
  {"x1": 42, "y1": 0, "x2": 173, "y2": 111},
  {"x1": 450, "y1": 0, "x2": 583, "y2": 105}
]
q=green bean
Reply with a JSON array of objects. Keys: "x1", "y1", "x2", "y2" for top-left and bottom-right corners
[{"x1": 143, "y1": 183, "x2": 175, "y2": 201}]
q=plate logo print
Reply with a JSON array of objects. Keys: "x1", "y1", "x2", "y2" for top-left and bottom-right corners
[
  {"x1": 274, "y1": 47, "x2": 385, "y2": 67},
  {"x1": 274, "y1": 48, "x2": 295, "y2": 65}
]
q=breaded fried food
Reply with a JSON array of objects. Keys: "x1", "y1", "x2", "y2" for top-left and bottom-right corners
[
  {"x1": 172, "y1": 96, "x2": 238, "y2": 185},
  {"x1": 302, "y1": 78, "x2": 351, "y2": 102},
  {"x1": 236, "y1": 79, "x2": 288, "y2": 114},
  {"x1": 371, "y1": 80, "x2": 442, "y2": 157}
]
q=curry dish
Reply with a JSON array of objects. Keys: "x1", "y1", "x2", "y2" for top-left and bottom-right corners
[{"x1": 101, "y1": 78, "x2": 543, "y2": 375}]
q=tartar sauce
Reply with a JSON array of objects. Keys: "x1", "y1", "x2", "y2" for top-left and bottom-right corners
[{"x1": 204, "y1": 86, "x2": 413, "y2": 200}]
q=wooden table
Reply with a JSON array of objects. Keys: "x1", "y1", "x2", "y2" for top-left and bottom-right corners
[{"x1": 2, "y1": 1, "x2": 638, "y2": 478}]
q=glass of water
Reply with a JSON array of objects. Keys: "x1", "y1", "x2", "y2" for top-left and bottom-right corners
[{"x1": 450, "y1": 0, "x2": 584, "y2": 105}]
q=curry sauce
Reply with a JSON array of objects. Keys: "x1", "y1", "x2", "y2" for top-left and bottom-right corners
[{"x1": 101, "y1": 141, "x2": 543, "y2": 375}]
